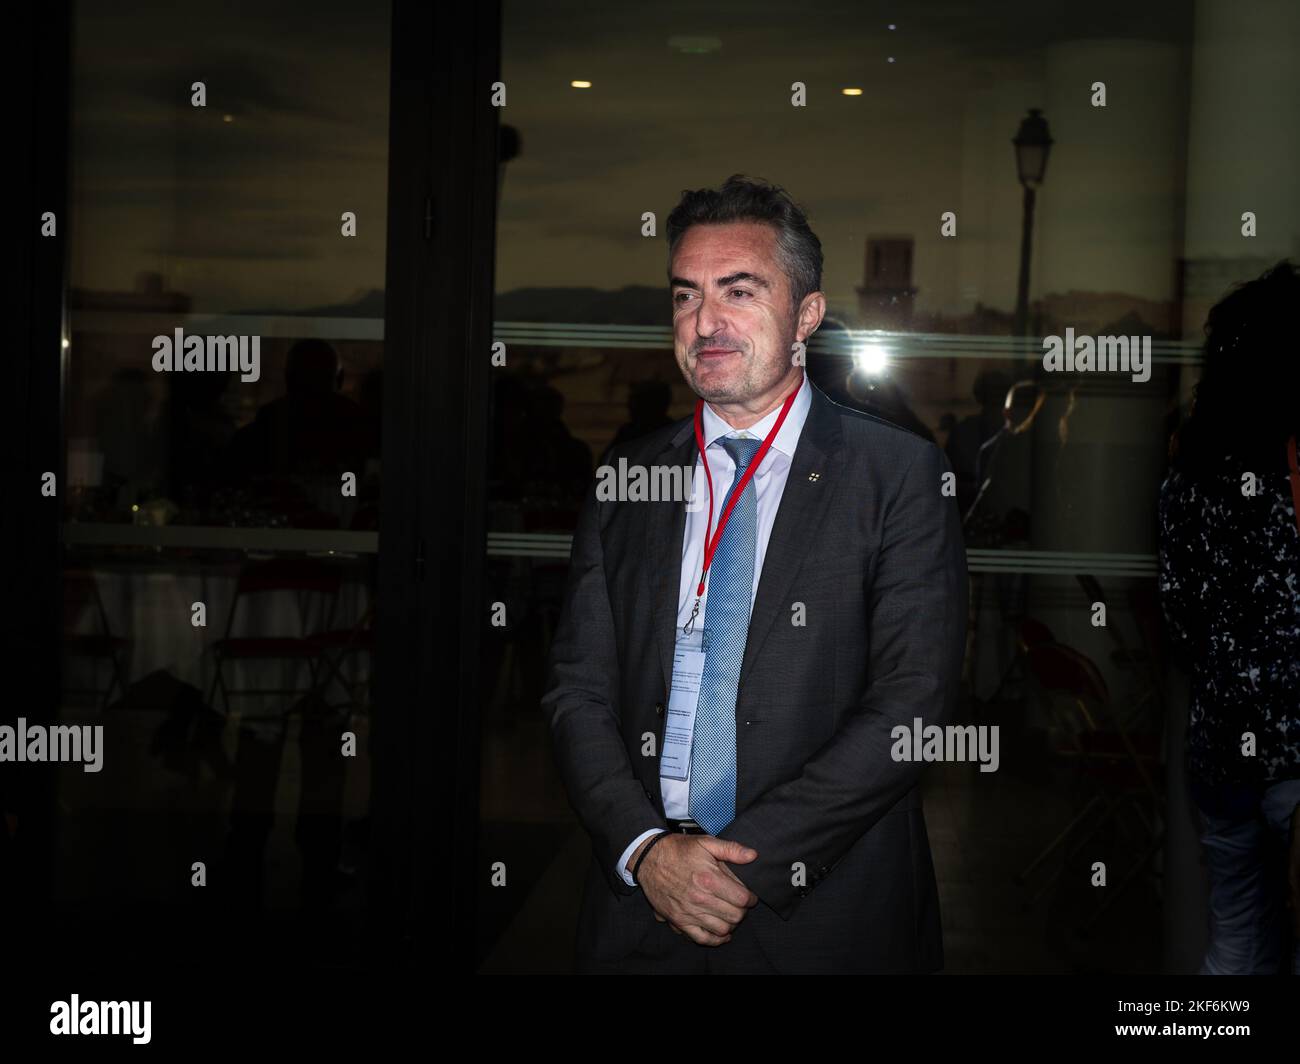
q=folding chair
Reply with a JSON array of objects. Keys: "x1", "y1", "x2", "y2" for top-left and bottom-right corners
[
  {"x1": 62, "y1": 569, "x2": 130, "y2": 710},
  {"x1": 306, "y1": 603, "x2": 375, "y2": 714},
  {"x1": 208, "y1": 558, "x2": 341, "y2": 721},
  {"x1": 975, "y1": 616, "x2": 1057, "y2": 710},
  {"x1": 1014, "y1": 634, "x2": 1165, "y2": 927},
  {"x1": 490, "y1": 503, "x2": 575, "y2": 715},
  {"x1": 1075, "y1": 574, "x2": 1166, "y2": 727}
]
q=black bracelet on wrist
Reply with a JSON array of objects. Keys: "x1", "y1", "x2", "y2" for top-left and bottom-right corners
[{"x1": 631, "y1": 830, "x2": 670, "y2": 885}]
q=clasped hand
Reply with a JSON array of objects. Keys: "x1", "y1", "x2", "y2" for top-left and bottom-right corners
[{"x1": 635, "y1": 834, "x2": 759, "y2": 946}]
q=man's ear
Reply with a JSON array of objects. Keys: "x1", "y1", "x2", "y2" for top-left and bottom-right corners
[{"x1": 796, "y1": 292, "x2": 827, "y2": 343}]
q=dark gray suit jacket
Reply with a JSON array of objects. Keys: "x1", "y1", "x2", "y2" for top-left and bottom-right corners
[{"x1": 541, "y1": 381, "x2": 969, "y2": 973}]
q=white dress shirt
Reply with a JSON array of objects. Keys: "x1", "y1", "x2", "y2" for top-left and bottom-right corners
[{"x1": 617, "y1": 369, "x2": 813, "y2": 885}]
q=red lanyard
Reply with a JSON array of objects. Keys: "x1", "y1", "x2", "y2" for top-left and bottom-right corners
[
  {"x1": 1288, "y1": 435, "x2": 1300, "y2": 536},
  {"x1": 682, "y1": 380, "x2": 800, "y2": 635}
]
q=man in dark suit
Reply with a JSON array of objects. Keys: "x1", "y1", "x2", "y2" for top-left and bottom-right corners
[{"x1": 541, "y1": 175, "x2": 968, "y2": 973}]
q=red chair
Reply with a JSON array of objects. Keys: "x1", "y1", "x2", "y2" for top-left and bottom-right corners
[
  {"x1": 1076, "y1": 574, "x2": 1166, "y2": 724},
  {"x1": 208, "y1": 559, "x2": 341, "y2": 720},
  {"x1": 1015, "y1": 635, "x2": 1164, "y2": 927},
  {"x1": 62, "y1": 569, "x2": 130, "y2": 710},
  {"x1": 306, "y1": 603, "x2": 375, "y2": 715},
  {"x1": 1019, "y1": 617, "x2": 1057, "y2": 653},
  {"x1": 974, "y1": 617, "x2": 1057, "y2": 712}
]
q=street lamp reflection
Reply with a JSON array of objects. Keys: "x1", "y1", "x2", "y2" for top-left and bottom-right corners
[{"x1": 853, "y1": 340, "x2": 890, "y2": 375}]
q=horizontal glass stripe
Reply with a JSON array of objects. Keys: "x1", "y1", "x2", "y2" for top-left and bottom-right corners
[{"x1": 62, "y1": 525, "x2": 1160, "y2": 575}]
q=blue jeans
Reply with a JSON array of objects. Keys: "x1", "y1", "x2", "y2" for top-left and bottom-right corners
[{"x1": 1196, "y1": 780, "x2": 1300, "y2": 975}]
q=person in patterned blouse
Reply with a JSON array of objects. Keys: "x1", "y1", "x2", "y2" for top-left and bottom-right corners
[{"x1": 1158, "y1": 259, "x2": 1300, "y2": 974}]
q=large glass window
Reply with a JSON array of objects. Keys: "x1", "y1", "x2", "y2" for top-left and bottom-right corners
[
  {"x1": 478, "y1": 0, "x2": 1298, "y2": 971},
  {"x1": 57, "y1": 1, "x2": 390, "y2": 961}
]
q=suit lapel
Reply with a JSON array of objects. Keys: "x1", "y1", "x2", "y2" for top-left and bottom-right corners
[{"x1": 738, "y1": 383, "x2": 843, "y2": 690}]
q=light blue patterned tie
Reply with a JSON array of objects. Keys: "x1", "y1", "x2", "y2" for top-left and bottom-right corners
[{"x1": 689, "y1": 435, "x2": 762, "y2": 835}]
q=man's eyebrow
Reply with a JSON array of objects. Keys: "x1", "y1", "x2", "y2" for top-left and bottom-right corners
[{"x1": 669, "y1": 272, "x2": 772, "y2": 290}]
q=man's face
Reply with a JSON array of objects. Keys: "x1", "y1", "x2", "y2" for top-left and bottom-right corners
[{"x1": 670, "y1": 221, "x2": 813, "y2": 405}]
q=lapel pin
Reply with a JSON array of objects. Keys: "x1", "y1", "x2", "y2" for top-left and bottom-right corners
[{"x1": 808, "y1": 472, "x2": 821, "y2": 482}]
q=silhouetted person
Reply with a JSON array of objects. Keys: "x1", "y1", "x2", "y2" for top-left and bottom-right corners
[
  {"x1": 805, "y1": 317, "x2": 855, "y2": 407},
  {"x1": 93, "y1": 367, "x2": 162, "y2": 508},
  {"x1": 945, "y1": 369, "x2": 1011, "y2": 519},
  {"x1": 228, "y1": 339, "x2": 365, "y2": 481},
  {"x1": 601, "y1": 379, "x2": 675, "y2": 465},
  {"x1": 966, "y1": 379, "x2": 1041, "y2": 542},
  {"x1": 489, "y1": 373, "x2": 532, "y2": 502},
  {"x1": 1158, "y1": 260, "x2": 1300, "y2": 974},
  {"x1": 521, "y1": 384, "x2": 591, "y2": 507},
  {"x1": 806, "y1": 318, "x2": 933, "y2": 441},
  {"x1": 166, "y1": 369, "x2": 237, "y2": 516},
  {"x1": 843, "y1": 373, "x2": 934, "y2": 443}
]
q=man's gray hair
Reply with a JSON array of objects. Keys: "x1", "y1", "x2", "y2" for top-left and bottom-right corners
[{"x1": 666, "y1": 174, "x2": 823, "y2": 311}]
